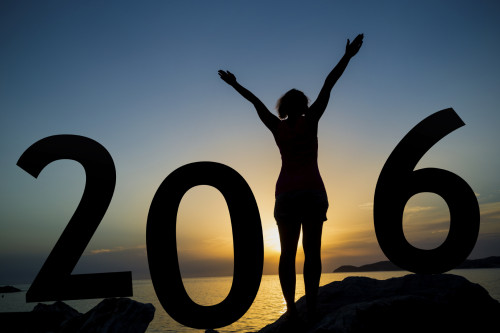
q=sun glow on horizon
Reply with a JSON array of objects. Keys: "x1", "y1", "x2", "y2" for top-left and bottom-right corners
[
  {"x1": 264, "y1": 225, "x2": 281, "y2": 254},
  {"x1": 263, "y1": 223, "x2": 306, "y2": 256}
]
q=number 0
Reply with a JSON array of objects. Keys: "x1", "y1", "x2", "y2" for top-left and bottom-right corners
[
  {"x1": 146, "y1": 162, "x2": 263, "y2": 329},
  {"x1": 374, "y1": 108, "x2": 480, "y2": 274}
]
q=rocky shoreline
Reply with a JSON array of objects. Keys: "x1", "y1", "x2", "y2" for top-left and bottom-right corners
[
  {"x1": 1, "y1": 297, "x2": 155, "y2": 333},
  {"x1": 254, "y1": 273, "x2": 500, "y2": 333}
]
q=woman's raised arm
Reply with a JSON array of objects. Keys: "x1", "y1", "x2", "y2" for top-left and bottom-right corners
[
  {"x1": 309, "y1": 34, "x2": 363, "y2": 120},
  {"x1": 219, "y1": 70, "x2": 279, "y2": 132}
]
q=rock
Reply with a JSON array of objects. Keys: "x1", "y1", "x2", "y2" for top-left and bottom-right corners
[
  {"x1": 256, "y1": 274, "x2": 500, "y2": 333},
  {"x1": 60, "y1": 298, "x2": 155, "y2": 333},
  {"x1": 0, "y1": 298, "x2": 154, "y2": 333},
  {"x1": 33, "y1": 300, "x2": 82, "y2": 319},
  {"x1": 0, "y1": 285, "x2": 22, "y2": 293},
  {"x1": 31, "y1": 301, "x2": 82, "y2": 331},
  {"x1": 1, "y1": 301, "x2": 81, "y2": 333}
]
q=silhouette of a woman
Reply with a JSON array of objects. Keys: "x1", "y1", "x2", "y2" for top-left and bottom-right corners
[{"x1": 219, "y1": 34, "x2": 363, "y2": 321}]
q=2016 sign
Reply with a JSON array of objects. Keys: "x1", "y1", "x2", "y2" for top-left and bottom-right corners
[{"x1": 14, "y1": 108, "x2": 480, "y2": 329}]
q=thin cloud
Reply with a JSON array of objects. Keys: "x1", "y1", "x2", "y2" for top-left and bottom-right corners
[
  {"x1": 87, "y1": 245, "x2": 145, "y2": 255},
  {"x1": 358, "y1": 202, "x2": 373, "y2": 210},
  {"x1": 479, "y1": 201, "x2": 500, "y2": 220},
  {"x1": 89, "y1": 248, "x2": 114, "y2": 255},
  {"x1": 358, "y1": 202, "x2": 434, "y2": 214},
  {"x1": 404, "y1": 206, "x2": 435, "y2": 214},
  {"x1": 358, "y1": 202, "x2": 436, "y2": 214}
]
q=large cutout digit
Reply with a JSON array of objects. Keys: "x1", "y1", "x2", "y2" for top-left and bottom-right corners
[
  {"x1": 374, "y1": 108, "x2": 480, "y2": 274},
  {"x1": 17, "y1": 135, "x2": 132, "y2": 302},
  {"x1": 147, "y1": 162, "x2": 263, "y2": 329}
]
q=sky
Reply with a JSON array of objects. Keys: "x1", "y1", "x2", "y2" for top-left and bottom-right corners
[{"x1": 1, "y1": 0, "x2": 500, "y2": 285}]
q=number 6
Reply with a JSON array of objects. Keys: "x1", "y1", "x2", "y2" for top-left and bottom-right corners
[{"x1": 374, "y1": 108, "x2": 480, "y2": 274}]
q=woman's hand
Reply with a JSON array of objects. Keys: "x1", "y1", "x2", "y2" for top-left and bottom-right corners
[
  {"x1": 345, "y1": 34, "x2": 364, "y2": 58},
  {"x1": 218, "y1": 70, "x2": 237, "y2": 85}
]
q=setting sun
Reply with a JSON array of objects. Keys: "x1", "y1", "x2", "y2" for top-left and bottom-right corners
[
  {"x1": 263, "y1": 224, "x2": 306, "y2": 255},
  {"x1": 263, "y1": 226, "x2": 281, "y2": 254}
]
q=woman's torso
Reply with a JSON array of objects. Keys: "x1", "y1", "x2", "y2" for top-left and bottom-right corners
[{"x1": 273, "y1": 116, "x2": 326, "y2": 196}]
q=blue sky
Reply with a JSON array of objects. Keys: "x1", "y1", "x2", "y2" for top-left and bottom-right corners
[{"x1": 1, "y1": 0, "x2": 500, "y2": 284}]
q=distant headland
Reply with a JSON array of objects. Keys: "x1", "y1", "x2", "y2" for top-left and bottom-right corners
[
  {"x1": 333, "y1": 256, "x2": 500, "y2": 273},
  {"x1": 0, "y1": 286, "x2": 21, "y2": 293}
]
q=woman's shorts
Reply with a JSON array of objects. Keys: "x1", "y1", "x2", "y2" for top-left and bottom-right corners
[{"x1": 274, "y1": 189, "x2": 329, "y2": 225}]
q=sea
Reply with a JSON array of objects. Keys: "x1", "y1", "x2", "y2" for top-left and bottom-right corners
[{"x1": 1, "y1": 269, "x2": 499, "y2": 332}]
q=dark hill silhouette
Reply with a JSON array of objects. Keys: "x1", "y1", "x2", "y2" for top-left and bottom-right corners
[
  {"x1": 0, "y1": 286, "x2": 21, "y2": 293},
  {"x1": 333, "y1": 256, "x2": 500, "y2": 272}
]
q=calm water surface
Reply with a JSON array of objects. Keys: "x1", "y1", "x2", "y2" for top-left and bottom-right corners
[{"x1": 1, "y1": 269, "x2": 499, "y2": 332}]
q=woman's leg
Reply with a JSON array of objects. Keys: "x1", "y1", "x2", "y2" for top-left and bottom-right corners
[
  {"x1": 302, "y1": 221, "x2": 324, "y2": 318},
  {"x1": 277, "y1": 221, "x2": 301, "y2": 316}
]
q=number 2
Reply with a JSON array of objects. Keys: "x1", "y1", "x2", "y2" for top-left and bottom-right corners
[{"x1": 17, "y1": 135, "x2": 132, "y2": 302}]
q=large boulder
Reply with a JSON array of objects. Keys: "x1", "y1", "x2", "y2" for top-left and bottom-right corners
[
  {"x1": 59, "y1": 297, "x2": 155, "y2": 333},
  {"x1": 257, "y1": 274, "x2": 500, "y2": 333},
  {"x1": 1, "y1": 301, "x2": 81, "y2": 333},
  {"x1": 31, "y1": 301, "x2": 82, "y2": 331}
]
